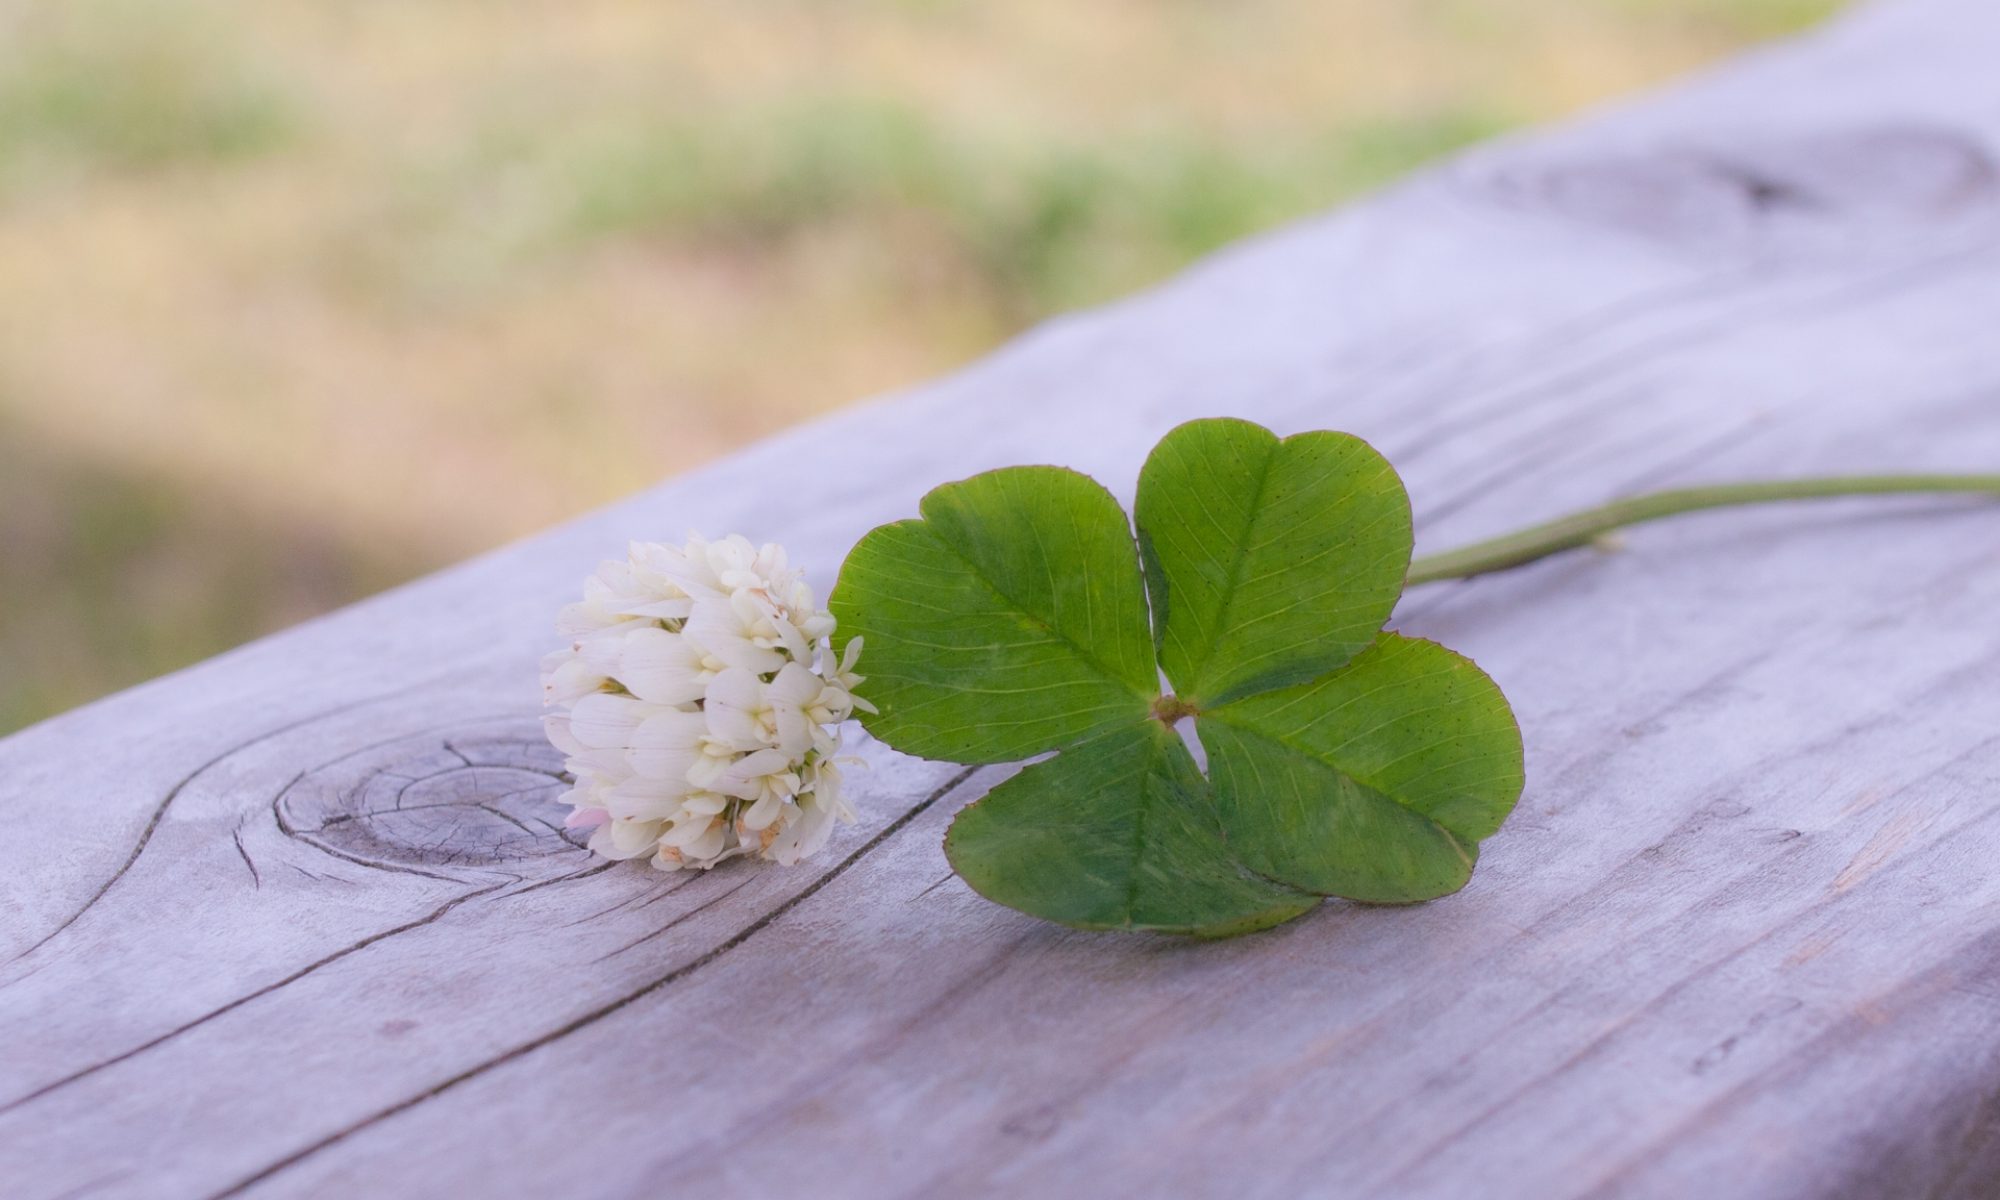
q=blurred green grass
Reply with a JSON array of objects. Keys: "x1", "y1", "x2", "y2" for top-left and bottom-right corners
[
  {"x1": 439, "y1": 94, "x2": 1508, "y2": 318},
  {"x1": 0, "y1": 0, "x2": 1842, "y2": 732},
  {"x1": 0, "y1": 1, "x2": 299, "y2": 187}
]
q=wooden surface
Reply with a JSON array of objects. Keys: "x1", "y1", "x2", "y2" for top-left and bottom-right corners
[{"x1": 7, "y1": 2, "x2": 2000, "y2": 1195}]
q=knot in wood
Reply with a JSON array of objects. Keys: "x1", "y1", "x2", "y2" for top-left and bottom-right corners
[
  {"x1": 1468, "y1": 124, "x2": 1998, "y2": 255},
  {"x1": 275, "y1": 722, "x2": 588, "y2": 876}
]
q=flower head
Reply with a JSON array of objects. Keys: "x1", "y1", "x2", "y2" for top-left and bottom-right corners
[{"x1": 542, "y1": 535, "x2": 871, "y2": 871}]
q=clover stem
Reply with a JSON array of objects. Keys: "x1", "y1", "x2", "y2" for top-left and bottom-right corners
[{"x1": 1404, "y1": 474, "x2": 2000, "y2": 586}]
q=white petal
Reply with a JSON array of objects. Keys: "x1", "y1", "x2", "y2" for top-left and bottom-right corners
[
  {"x1": 621, "y1": 596, "x2": 693, "y2": 622},
  {"x1": 682, "y1": 820, "x2": 729, "y2": 864},
  {"x1": 543, "y1": 714, "x2": 587, "y2": 757},
  {"x1": 627, "y1": 709, "x2": 708, "y2": 781},
  {"x1": 566, "y1": 745, "x2": 631, "y2": 776},
  {"x1": 603, "y1": 775, "x2": 688, "y2": 822},
  {"x1": 581, "y1": 624, "x2": 642, "y2": 668},
  {"x1": 680, "y1": 791, "x2": 730, "y2": 817},
  {"x1": 767, "y1": 662, "x2": 822, "y2": 706},
  {"x1": 764, "y1": 824, "x2": 802, "y2": 864},
  {"x1": 556, "y1": 582, "x2": 621, "y2": 636},
  {"x1": 805, "y1": 761, "x2": 857, "y2": 822},
  {"x1": 772, "y1": 614, "x2": 812, "y2": 663},
  {"x1": 590, "y1": 818, "x2": 664, "y2": 860},
  {"x1": 767, "y1": 802, "x2": 834, "y2": 865},
  {"x1": 704, "y1": 668, "x2": 769, "y2": 750},
  {"x1": 662, "y1": 534, "x2": 728, "y2": 594},
  {"x1": 618, "y1": 627, "x2": 707, "y2": 705},
  {"x1": 661, "y1": 814, "x2": 720, "y2": 850},
  {"x1": 540, "y1": 656, "x2": 605, "y2": 706},
  {"x1": 686, "y1": 598, "x2": 787, "y2": 675},
  {"x1": 629, "y1": 540, "x2": 681, "y2": 573},
  {"x1": 740, "y1": 790, "x2": 784, "y2": 831},
  {"x1": 712, "y1": 748, "x2": 795, "y2": 799},
  {"x1": 767, "y1": 664, "x2": 823, "y2": 757},
  {"x1": 772, "y1": 708, "x2": 815, "y2": 759},
  {"x1": 568, "y1": 693, "x2": 653, "y2": 748}
]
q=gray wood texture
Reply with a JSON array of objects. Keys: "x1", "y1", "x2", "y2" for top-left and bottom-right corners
[{"x1": 6, "y1": 1, "x2": 2000, "y2": 1195}]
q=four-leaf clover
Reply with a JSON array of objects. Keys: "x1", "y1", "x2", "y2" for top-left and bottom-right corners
[{"x1": 828, "y1": 418, "x2": 1525, "y2": 937}]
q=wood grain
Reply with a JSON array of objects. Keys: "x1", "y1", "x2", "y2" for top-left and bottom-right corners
[{"x1": 6, "y1": 1, "x2": 2000, "y2": 1195}]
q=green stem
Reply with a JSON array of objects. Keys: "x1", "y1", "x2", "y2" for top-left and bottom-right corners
[{"x1": 1405, "y1": 474, "x2": 2000, "y2": 586}]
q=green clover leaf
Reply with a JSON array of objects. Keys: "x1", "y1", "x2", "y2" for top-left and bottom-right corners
[
  {"x1": 1199, "y1": 634, "x2": 1521, "y2": 903},
  {"x1": 942, "y1": 722, "x2": 1317, "y2": 937},
  {"x1": 1136, "y1": 418, "x2": 1412, "y2": 706},
  {"x1": 824, "y1": 465, "x2": 1156, "y2": 763},
  {"x1": 828, "y1": 418, "x2": 1525, "y2": 936}
]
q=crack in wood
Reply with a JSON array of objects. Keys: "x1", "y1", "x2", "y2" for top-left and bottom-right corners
[
  {"x1": 910, "y1": 871, "x2": 957, "y2": 902},
  {"x1": 204, "y1": 764, "x2": 980, "y2": 1199},
  {"x1": 0, "y1": 882, "x2": 505, "y2": 1114},
  {"x1": 4, "y1": 676, "x2": 453, "y2": 969},
  {"x1": 597, "y1": 874, "x2": 763, "y2": 961},
  {"x1": 230, "y1": 824, "x2": 260, "y2": 890},
  {"x1": 507, "y1": 860, "x2": 618, "y2": 898},
  {"x1": 1377, "y1": 796, "x2": 2000, "y2": 1192},
  {"x1": 1578, "y1": 925, "x2": 2000, "y2": 1200}
]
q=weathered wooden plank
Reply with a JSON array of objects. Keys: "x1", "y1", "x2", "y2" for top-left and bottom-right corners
[{"x1": 5, "y1": 1, "x2": 2000, "y2": 1196}]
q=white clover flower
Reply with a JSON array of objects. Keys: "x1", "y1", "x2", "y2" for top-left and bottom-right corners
[{"x1": 542, "y1": 535, "x2": 872, "y2": 871}]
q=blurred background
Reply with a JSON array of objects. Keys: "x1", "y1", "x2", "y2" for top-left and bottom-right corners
[{"x1": 0, "y1": 0, "x2": 1843, "y2": 733}]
